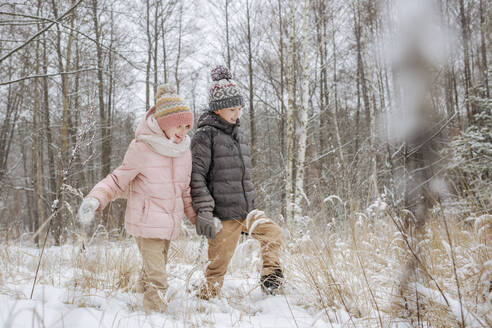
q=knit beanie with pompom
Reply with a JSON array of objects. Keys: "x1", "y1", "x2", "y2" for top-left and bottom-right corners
[
  {"x1": 209, "y1": 66, "x2": 244, "y2": 111},
  {"x1": 153, "y1": 83, "x2": 194, "y2": 131}
]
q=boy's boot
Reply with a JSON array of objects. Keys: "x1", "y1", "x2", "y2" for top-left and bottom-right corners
[{"x1": 260, "y1": 269, "x2": 284, "y2": 295}]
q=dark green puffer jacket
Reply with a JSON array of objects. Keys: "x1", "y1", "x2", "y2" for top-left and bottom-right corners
[{"x1": 190, "y1": 111, "x2": 256, "y2": 220}]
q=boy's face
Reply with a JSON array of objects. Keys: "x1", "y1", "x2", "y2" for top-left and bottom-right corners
[
  {"x1": 214, "y1": 106, "x2": 242, "y2": 124},
  {"x1": 162, "y1": 124, "x2": 192, "y2": 144}
]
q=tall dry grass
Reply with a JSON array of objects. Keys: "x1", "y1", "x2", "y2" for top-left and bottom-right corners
[
  {"x1": 0, "y1": 205, "x2": 490, "y2": 327},
  {"x1": 284, "y1": 206, "x2": 492, "y2": 327}
]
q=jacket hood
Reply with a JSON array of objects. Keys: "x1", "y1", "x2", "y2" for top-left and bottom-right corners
[
  {"x1": 134, "y1": 106, "x2": 166, "y2": 138},
  {"x1": 197, "y1": 110, "x2": 240, "y2": 136}
]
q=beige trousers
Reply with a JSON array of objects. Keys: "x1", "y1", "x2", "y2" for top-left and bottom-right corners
[
  {"x1": 135, "y1": 237, "x2": 170, "y2": 313},
  {"x1": 200, "y1": 212, "x2": 284, "y2": 298}
]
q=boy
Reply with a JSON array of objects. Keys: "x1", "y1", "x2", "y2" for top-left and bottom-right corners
[{"x1": 190, "y1": 66, "x2": 285, "y2": 299}]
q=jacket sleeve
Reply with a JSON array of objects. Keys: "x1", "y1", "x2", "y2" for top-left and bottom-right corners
[
  {"x1": 87, "y1": 142, "x2": 141, "y2": 211},
  {"x1": 190, "y1": 129, "x2": 215, "y2": 214},
  {"x1": 182, "y1": 185, "x2": 197, "y2": 224}
]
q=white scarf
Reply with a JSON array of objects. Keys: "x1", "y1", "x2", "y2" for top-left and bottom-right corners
[{"x1": 136, "y1": 134, "x2": 190, "y2": 157}]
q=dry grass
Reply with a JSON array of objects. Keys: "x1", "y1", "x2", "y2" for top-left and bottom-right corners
[
  {"x1": 0, "y1": 208, "x2": 491, "y2": 327},
  {"x1": 284, "y1": 208, "x2": 492, "y2": 327}
]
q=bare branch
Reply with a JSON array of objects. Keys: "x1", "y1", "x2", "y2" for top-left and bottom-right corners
[
  {"x1": 0, "y1": 10, "x2": 139, "y2": 69},
  {"x1": 0, "y1": 0, "x2": 84, "y2": 64},
  {"x1": 0, "y1": 67, "x2": 97, "y2": 86}
]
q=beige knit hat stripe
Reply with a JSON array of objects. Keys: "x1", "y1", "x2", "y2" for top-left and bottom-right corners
[
  {"x1": 156, "y1": 101, "x2": 188, "y2": 114},
  {"x1": 156, "y1": 100, "x2": 187, "y2": 109},
  {"x1": 155, "y1": 97, "x2": 183, "y2": 107},
  {"x1": 154, "y1": 105, "x2": 189, "y2": 118}
]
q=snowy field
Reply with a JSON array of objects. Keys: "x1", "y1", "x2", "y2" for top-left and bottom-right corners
[
  {"x1": 0, "y1": 239, "x2": 331, "y2": 328},
  {"x1": 1, "y1": 206, "x2": 491, "y2": 327}
]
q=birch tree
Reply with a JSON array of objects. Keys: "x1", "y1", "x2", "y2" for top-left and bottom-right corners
[
  {"x1": 52, "y1": 0, "x2": 76, "y2": 244},
  {"x1": 145, "y1": 0, "x2": 152, "y2": 109},
  {"x1": 458, "y1": 0, "x2": 472, "y2": 123},
  {"x1": 293, "y1": 0, "x2": 310, "y2": 220},
  {"x1": 246, "y1": 0, "x2": 256, "y2": 167},
  {"x1": 285, "y1": 0, "x2": 296, "y2": 222},
  {"x1": 32, "y1": 0, "x2": 45, "y2": 245},
  {"x1": 174, "y1": 2, "x2": 183, "y2": 93}
]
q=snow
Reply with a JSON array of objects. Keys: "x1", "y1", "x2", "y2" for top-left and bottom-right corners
[
  {"x1": 0, "y1": 283, "x2": 327, "y2": 328},
  {"x1": 1, "y1": 211, "x2": 490, "y2": 327},
  {"x1": 245, "y1": 210, "x2": 265, "y2": 230},
  {"x1": 322, "y1": 195, "x2": 343, "y2": 206},
  {"x1": 367, "y1": 198, "x2": 388, "y2": 216},
  {"x1": 0, "y1": 241, "x2": 331, "y2": 328},
  {"x1": 415, "y1": 284, "x2": 483, "y2": 328}
]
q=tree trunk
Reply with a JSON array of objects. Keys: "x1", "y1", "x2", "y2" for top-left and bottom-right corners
[
  {"x1": 315, "y1": 0, "x2": 326, "y2": 154},
  {"x1": 354, "y1": 1, "x2": 370, "y2": 131},
  {"x1": 153, "y1": 0, "x2": 159, "y2": 98},
  {"x1": 32, "y1": 4, "x2": 45, "y2": 245},
  {"x1": 294, "y1": 0, "x2": 310, "y2": 220},
  {"x1": 72, "y1": 33, "x2": 85, "y2": 188},
  {"x1": 174, "y1": 3, "x2": 183, "y2": 93},
  {"x1": 42, "y1": 31, "x2": 57, "y2": 222},
  {"x1": 246, "y1": 0, "x2": 256, "y2": 167},
  {"x1": 285, "y1": 0, "x2": 296, "y2": 222},
  {"x1": 21, "y1": 122, "x2": 35, "y2": 239},
  {"x1": 330, "y1": 7, "x2": 350, "y2": 198},
  {"x1": 277, "y1": 0, "x2": 286, "y2": 219},
  {"x1": 52, "y1": 0, "x2": 76, "y2": 244},
  {"x1": 368, "y1": 6, "x2": 379, "y2": 199},
  {"x1": 369, "y1": 87, "x2": 378, "y2": 198},
  {"x1": 160, "y1": 1, "x2": 168, "y2": 83},
  {"x1": 91, "y1": 0, "x2": 110, "y2": 180},
  {"x1": 479, "y1": 0, "x2": 489, "y2": 98},
  {"x1": 65, "y1": 11, "x2": 77, "y2": 168},
  {"x1": 458, "y1": 0, "x2": 472, "y2": 124},
  {"x1": 225, "y1": 0, "x2": 231, "y2": 69},
  {"x1": 146, "y1": 0, "x2": 151, "y2": 109}
]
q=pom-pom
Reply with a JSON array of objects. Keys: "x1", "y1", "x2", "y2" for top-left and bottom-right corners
[
  {"x1": 211, "y1": 65, "x2": 232, "y2": 81},
  {"x1": 155, "y1": 83, "x2": 176, "y2": 100}
]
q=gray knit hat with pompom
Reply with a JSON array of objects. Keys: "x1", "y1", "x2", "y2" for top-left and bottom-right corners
[{"x1": 209, "y1": 66, "x2": 244, "y2": 111}]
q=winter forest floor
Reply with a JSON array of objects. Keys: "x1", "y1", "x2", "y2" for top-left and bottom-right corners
[{"x1": 0, "y1": 202, "x2": 491, "y2": 328}]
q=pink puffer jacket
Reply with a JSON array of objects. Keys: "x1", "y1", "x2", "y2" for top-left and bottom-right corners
[{"x1": 87, "y1": 108, "x2": 196, "y2": 240}]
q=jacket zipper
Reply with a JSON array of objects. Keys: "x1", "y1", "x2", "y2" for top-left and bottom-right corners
[
  {"x1": 234, "y1": 138, "x2": 248, "y2": 211},
  {"x1": 170, "y1": 157, "x2": 177, "y2": 238}
]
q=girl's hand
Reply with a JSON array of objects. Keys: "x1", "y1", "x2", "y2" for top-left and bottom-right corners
[{"x1": 77, "y1": 197, "x2": 100, "y2": 225}]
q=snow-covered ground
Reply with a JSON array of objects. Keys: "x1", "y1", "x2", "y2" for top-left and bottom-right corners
[
  {"x1": 0, "y1": 239, "x2": 332, "y2": 328},
  {"x1": 1, "y1": 209, "x2": 491, "y2": 327},
  {"x1": 1, "y1": 280, "x2": 328, "y2": 328}
]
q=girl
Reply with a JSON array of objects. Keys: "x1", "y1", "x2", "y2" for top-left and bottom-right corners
[{"x1": 77, "y1": 84, "x2": 196, "y2": 313}]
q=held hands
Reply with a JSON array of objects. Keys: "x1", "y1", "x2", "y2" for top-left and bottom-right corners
[
  {"x1": 77, "y1": 197, "x2": 99, "y2": 225},
  {"x1": 195, "y1": 211, "x2": 222, "y2": 239}
]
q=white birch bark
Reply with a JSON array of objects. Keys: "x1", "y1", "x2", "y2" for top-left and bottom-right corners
[
  {"x1": 294, "y1": 0, "x2": 311, "y2": 220},
  {"x1": 285, "y1": 0, "x2": 296, "y2": 222}
]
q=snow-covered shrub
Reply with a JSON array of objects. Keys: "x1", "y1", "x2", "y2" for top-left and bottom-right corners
[{"x1": 446, "y1": 83, "x2": 492, "y2": 210}]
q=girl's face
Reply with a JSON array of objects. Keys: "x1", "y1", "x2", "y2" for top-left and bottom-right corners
[
  {"x1": 214, "y1": 106, "x2": 242, "y2": 124},
  {"x1": 162, "y1": 124, "x2": 192, "y2": 144}
]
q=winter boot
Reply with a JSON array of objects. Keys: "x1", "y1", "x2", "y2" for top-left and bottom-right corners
[
  {"x1": 196, "y1": 284, "x2": 220, "y2": 300},
  {"x1": 260, "y1": 269, "x2": 284, "y2": 295}
]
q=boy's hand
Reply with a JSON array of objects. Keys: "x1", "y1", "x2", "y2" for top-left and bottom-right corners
[
  {"x1": 196, "y1": 211, "x2": 217, "y2": 239},
  {"x1": 77, "y1": 197, "x2": 99, "y2": 225}
]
